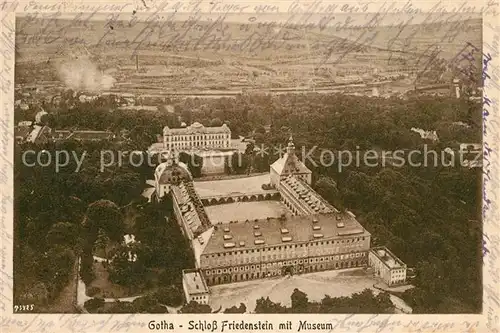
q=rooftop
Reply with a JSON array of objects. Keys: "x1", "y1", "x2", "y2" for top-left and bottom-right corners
[
  {"x1": 370, "y1": 246, "x2": 406, "y2": 269},
  {"x1": 270, "y1": 151, "x2": 311, "y2": 176},
  {"x1": 270, "y1": 136, "x2": 311, "y2": 176},
  {"x1": 182, "y1": 269, "x2": 209, "y2": 295},
  {"x1": 202, "y1": 212, "x2": 370, "y2": 255},
  {"x1": 281, "y1": 175, "x2": 337, "y2": 214},
  {"x1": 171, "y1": 182, "x2": 212, "y2": 237}
]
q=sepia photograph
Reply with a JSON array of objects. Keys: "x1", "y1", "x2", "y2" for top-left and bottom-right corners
[{"x1": 12, "y1": 8, "x2": 484, "y2": 316}]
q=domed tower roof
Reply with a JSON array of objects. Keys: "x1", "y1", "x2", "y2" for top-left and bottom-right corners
[
  {"x1": 155, "y1": 150, "x2": 192, "y2": 185},
  {"x1": 155, "y1": 161, "x2": 192, "y2": 185}
]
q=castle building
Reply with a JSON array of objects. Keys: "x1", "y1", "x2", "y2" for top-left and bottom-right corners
[
  {"x1": 270, "y1": 136, "x2": 312, "y2": 188},
  {"x1": 197, "y1": 213, "x2": 370, "y2": 286},
  {"x1": 182, "y1": 269, "x2": 210, "y2": 305},
  {"x1": 154, "y1": 136, "x2": 405, "y2": 289},
  {"x1": 163, "y1": 122, "x2": 231, "y2": 151},
  {"x1": 369, "y1": 246, "x2": 407, "y2": 286}
]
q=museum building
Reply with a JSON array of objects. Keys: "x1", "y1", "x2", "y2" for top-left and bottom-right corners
[{"x1": 162, "y1": 122, "x2": 231, "y2": 150}]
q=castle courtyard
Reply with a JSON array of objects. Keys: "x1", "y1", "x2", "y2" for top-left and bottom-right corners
[
  {"x1": 193, "y1": 173, "x2": 273, "y2": 197},
  {"x1": 208, "y1": 268, "x2": 411, "y2": 313},
  {"x1": 204, "y1": 201, "x2": 289, "y2": 224}
]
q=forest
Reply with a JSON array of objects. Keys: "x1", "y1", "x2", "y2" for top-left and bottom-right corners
[
  {"x1": 14, "y1": 137, "x2": 194, "y2": 311},
  {"x1": 14, "y1": 91, "x2": 482, "y2": 313}
]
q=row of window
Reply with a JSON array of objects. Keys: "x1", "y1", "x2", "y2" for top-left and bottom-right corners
[
  {"x1": 206, "y1": 260, "x2": 367, "y2": 285},
  {"x1": 166, "y1": 141, "x2": 227, "y2": 148},
  {"x1": 191, "y1": 295, "x2": 207, "y2": 301},
  {"x1": 205, "y1": 253, "x2": 367, "y2": 275},
  {"x1": 207, "y1": 248, "x2": 365, "y2": 265},
  {"x1": 166, "y1": 134, "x2": 229, "y2": 141},
  {"x1": 208, "y1": 238, "x2": 367, "y2": 258}
]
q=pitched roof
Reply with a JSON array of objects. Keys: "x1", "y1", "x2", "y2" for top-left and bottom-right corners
[
  {"x1": 163, "y1": 122, "x2": 231, "y2": 135},
  {"x1": 270, "y1": 152, "x2": 311, "y2": 176},
  {"x1": 171, "y1": 181, "x2": 212, "y2": 237},
  {"x1": 202, "y1": 212, "x2": 370, "y2": 255},
  {"x1": 280, "y1": 175, "x2": 337, "y2": 214},
  {"x1": 51, "y1": 130, "x2": 113, "y2": 141}
]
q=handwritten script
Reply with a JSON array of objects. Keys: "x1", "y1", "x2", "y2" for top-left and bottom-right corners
[
  {"x1": 10, "y1": 0, "x2": 492, "y2": 73},
  {"x1": 1, "y1": 0, "x2": 500, "y2": 332}
]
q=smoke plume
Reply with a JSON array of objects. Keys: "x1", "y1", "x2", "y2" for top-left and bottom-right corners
[{"x1": 55, "y1": 55, "x2": 116, "y2": 93}]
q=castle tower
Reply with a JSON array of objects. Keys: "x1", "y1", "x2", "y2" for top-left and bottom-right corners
[
  {"x1": 270, "y1": 134, "x2": 312, "y2": 187},
  {"x1": 169, "y1": 148, "x2": 180, "y2": 165},
  {"x1": 286, "y1": 135, "x2": 295, "y2": 156}
]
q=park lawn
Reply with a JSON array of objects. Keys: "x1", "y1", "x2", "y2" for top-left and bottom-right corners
[{"x1": 86, "y1": 262, "x2": 162, "y2": 299}]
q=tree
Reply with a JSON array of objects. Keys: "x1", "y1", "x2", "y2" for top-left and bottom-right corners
[
  {"x1": 224, "y1": 303, "x2": 246, "y2": 313},
  {"x1": 84, "y1": 297, "x2": 105, "y2": 312},
  {"x1": 254, "y1": 297, "x2": 287, "y2": 313},
  {"x1": 85, "y1": 200, "x2": 124, "y2": 242},
  {"x1": 79, "y1": 252, "x2": 95, "y2": 285},
  {"x1": 107, "y1": 172, "x2": 143, "y2": 206},
  {"x1": 154, "y1": 285, "x2": 184, "y2": 307},
  {"x1": 180, "y1": 301, "x2": 212, "y2": 313},
  {"x1": 291, "y1": 288, "x2": 309, "y2": 313},
  {"x1": 102, "y1": 300, "x2": 136, "y2": 313},
  {"x1": 108, "y1": 242, "x2": 147, "y2": 287},
  {"x1": 209, "y1": 118, "x2": 223, "y2": 127},
  {"x1": 132, "y1": 294, "x2": 168, "y2": 313},
  {"x1": 18, "y1": 282, "x2": 49, "y2": 306},
  {"x1": 230, "y1": 153, "x2": 250, "y2": 174},
  {"x1": 179, "y1": 152, "x2": 203, "y2": 178},
  {"x1": 315, "y1": 176, "x2": 343, "y2": 209},
  {"x1": 45, "y1": 222, "x2": 79, "y2": 246},
  {"x1": 39, "y1": 246, "x2": 76, "y2": 299},
  {"x1": 94, "y1": 229, "x2": 111, "y2": 261},
  {"x1": 255, "y1": 125, "x2": 266, "y2": 134}
]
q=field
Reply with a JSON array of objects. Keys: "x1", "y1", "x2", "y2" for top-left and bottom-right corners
[{"x1": 15, "y1": 13, "x2": 482, "y2": 97}]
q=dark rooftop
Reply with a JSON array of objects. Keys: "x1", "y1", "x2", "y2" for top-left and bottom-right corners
[{"x1": 202, "y1": 212, "x2": 370, "y2": 255}]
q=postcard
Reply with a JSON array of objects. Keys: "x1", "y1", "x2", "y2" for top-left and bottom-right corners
[{"x1": 1, "y1": 0, "x2": 499, "y2": 332}]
